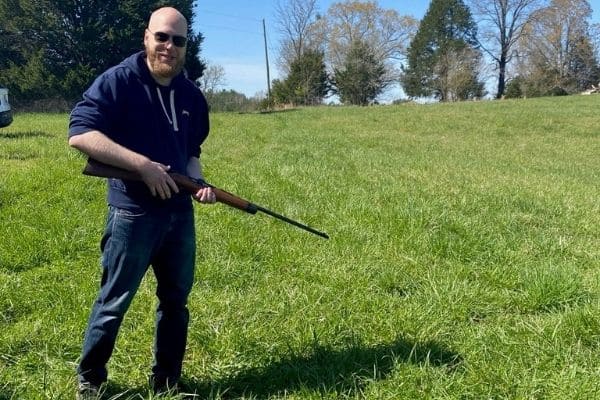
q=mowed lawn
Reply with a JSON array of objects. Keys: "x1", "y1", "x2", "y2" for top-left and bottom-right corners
[{"x1": 0, "y1": 95, "x2": 598, "y2": 399}]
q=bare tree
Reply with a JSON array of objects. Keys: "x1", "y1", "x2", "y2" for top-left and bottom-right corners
[
  {"x1": 468, "y1": 0, "x2": 544, "y2": 98},
  {"x1": 197, "y1": 63, "x2": 227, "y2": 104},
  {"x1": 274, "y1": 0, "x2": 320, "y2": 74},
  {"x1": 325, "y1": 1, "x2": 418, "y2": 69},
  {"x1": 517, "y1": 0, "x2": 596, "y2": 93}
]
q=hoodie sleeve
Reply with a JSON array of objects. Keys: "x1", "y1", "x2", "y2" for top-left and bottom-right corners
[
  {"x1": 188, "y1": 90, "x2": 210, "y2": 158},
  {"x1": 68, "y1": 68, "x2": 122, "y2": 138}
]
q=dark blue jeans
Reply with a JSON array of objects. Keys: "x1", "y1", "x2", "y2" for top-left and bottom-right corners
[{"x1": 77, "y1": 206, "x2": 196, "y2": 386}]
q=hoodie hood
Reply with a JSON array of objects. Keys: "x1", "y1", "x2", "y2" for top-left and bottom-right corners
[{"x1": 123, "y1": 51, "x2": 187, "y2": 132}]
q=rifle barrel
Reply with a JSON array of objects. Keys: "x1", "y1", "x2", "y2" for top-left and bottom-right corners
[{"x1": 254, "y1": 204, "x2": 330, "y2": 239}]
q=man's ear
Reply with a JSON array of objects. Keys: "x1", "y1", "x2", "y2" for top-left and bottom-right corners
[{"x1": 143, "y1": 29, "x2": 150, "y2": 48}]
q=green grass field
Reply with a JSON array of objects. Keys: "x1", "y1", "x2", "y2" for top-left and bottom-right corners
[{"x1": 0, "y1": 96, "x2": 599, "y2": 399}]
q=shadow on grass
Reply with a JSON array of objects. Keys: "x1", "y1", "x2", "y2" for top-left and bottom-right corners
[
  {"x1": 106, "y1": 336, "x2": 462, "y2": 399},
  {"x1": 0, "y1": 130, "x2": 51, "y2": 139},
  {"x1": 0, "y1": 384, "x2": 20, "y2": 400}
]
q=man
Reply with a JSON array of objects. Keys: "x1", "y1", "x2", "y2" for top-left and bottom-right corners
[{"x1": 68, "y1": 6, "x2": 214, "y2": 398}]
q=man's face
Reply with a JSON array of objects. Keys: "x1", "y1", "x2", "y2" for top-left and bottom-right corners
[{"x1": 144, "y1": 11, "x2": 187, "y2": 82}]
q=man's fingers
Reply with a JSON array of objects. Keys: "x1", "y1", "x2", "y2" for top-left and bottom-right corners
[
  {"x1": 140, "y1": 162, "x2": 180, "y2": 199},
  {"x1": 166, "y1": 174, "x2": 179, "y2": 194},
  {"x1": 194, "y1": 187, "x2": 216, "y2": 203},
  {"x1": 157, "y1": 176, "x2": 180, "y2": 199}
]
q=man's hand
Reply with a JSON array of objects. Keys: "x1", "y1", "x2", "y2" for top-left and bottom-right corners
[
  {"x1": 193, "y1": 186, "x2": 216, "y2": 204},
  {"x1": 138, "y1": 161, "x2": 179, "y2": 200}
]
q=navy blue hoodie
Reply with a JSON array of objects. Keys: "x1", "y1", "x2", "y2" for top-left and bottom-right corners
[{"x1": 69, "y1": 51, "x2": 209, "y2": 212}]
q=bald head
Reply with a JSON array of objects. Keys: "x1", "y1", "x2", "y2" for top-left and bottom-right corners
[{"x1": 148, "y1": 7, "x2": 188, "y2": 35}]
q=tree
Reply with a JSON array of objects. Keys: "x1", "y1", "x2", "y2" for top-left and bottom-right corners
[
  {"x1": 401, "y1": 0, "x2": 484, "y2": 101},
  {"x1": 324, "y1": 1, "x2": 417, "y2": 68},
  {"x1": 503, "y1": 75, "x2": 526, "y2": 97},
  {"x1": 434, "y1": 46, "x2": 485, "y2": 100},
  {"x1": 324, "y1": 1, "x2": 418, "y2": 100},
  {"x1": 592, "y1": 23, "x2": 600, "y2": 62},
  {"x1": 198, "y1": 63, "x2": 228, "y2": 108},
  {"x1": 275, "y1": 0, "x2": 321, "y2": 74},
  {"x1": 568, "y1": 35, "x2": 600, "y2": 90},
  {"x1": 206, "y1": 89, "x2": 260, "y2": 113},
  {"x1": 468, "y1": 0, "x2": 543, "y2": 98},
  {"x1": 332, "y1": 40, "x2": 386, "y2": 105},
  {"x1": 0, "y1": 1, "x2": 24, "y2": 72},
  {"x1": 0, "y1": 0, "x2": 205, "y2": 108},
  {"x1": 198, "y1": 63, "x2": 226, "y2": 93},
  {"x1": 273, "y1": 0, "x2": 329, "y2": 105},
  {"x1": 272, "y1": 49, "x2": 329, "y2": 105},
  {"x1": 516, "y1": 0, "x2": 598, "y2": 94}
]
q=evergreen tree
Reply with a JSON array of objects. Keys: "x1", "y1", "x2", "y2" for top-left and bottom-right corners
[
  {"x1": 568, "y1": 35, "x2": 600, "y2": 92},
  {"x1": 401, "y1": 0, "x2": 483, "y2": 101},
  {"x1": 272, "y1": 49, "x2": 329, "y2": 105},
  {"x1": 0, "y1": 0, "x2": 205, "y2": 108},
  {"x1": 332, "y1": 40, "x2": 386, "y2": 105}
]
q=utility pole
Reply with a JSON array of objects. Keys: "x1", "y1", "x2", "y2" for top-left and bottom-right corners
[{"x1": 262, "y1": 18, "x2": 272, "y2": 99}]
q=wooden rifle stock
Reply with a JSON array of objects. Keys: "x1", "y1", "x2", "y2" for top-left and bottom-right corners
[{"x1": 82, "y1": 158, "x2": 329, "y2": 239}]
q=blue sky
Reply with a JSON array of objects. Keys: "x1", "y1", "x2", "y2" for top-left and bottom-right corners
[
  {"x1": 193, "y1": 1, "x2": 429, "y2": 98},
  {"x1": 193, "y1": 0, "x2": 599, "y2": 99}
]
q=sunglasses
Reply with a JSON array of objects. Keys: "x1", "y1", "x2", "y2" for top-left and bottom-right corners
[{"x1": 147, "y1": 29, "x2": 187, "y2": 48}]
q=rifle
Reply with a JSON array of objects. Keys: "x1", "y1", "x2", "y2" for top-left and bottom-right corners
[{"x1": 82, "y1": 158, "x2": 329, "y2": 239}]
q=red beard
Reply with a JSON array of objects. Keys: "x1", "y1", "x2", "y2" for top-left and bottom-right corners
[{"x1": 147, "y1": 50, "x2": 185, "y2": 80}]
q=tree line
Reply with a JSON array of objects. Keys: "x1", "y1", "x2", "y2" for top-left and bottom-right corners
[
  {"x1": 270, "y1": 0, "x2": 599, "y2": 105},
  {"x1": 1, "y1": 0, "x2": 599, "y2": 110},
  {"x1": 0, "y1": 0, "x2": 204, "y2": 110}
]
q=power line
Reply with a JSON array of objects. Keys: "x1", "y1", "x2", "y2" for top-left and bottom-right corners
[
  {"x1": 197, "y1": 8, "x2": 263, "y2": 23},
  {"x1": 200, "y1": 23, "x2": 262, "y2": 36}
]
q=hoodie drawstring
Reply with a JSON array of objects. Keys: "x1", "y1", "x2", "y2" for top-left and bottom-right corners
[{"x1": 156, "y1": 87, "x2": 179, "y2": 132}]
